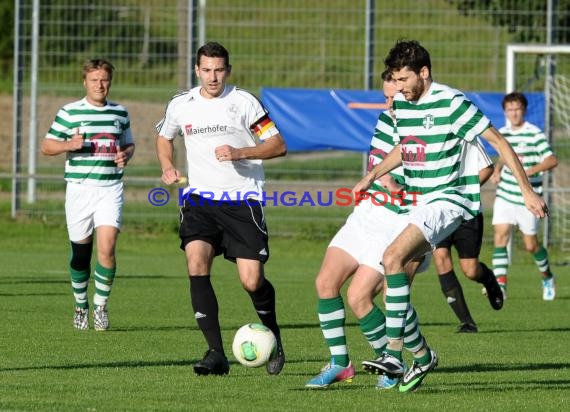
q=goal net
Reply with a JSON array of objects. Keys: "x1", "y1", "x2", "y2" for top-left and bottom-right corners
[{"x1": 506, "y1": 44, "x2": 570, "y2": 253}]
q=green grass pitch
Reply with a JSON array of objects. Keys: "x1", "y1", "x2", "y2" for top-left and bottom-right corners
[{"x1": 0, "y1": 213, "x2": 568, "y2": 411}]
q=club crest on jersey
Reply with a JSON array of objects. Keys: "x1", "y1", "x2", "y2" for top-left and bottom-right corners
[
  {"x1": 423, "y1": 114, "x2": 434, "y2": 129},
  {"x1": 400, "y1": 135, "x2": 427, "y2": 165},
  {"x1": 90, "y1": 133, "x2": 118, "y2": 157},
  {"x1": 227, "y1": 104, "x2": 239, "y2": 120}
]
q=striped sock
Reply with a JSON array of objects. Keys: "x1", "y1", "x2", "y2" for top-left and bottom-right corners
[
  {"x1": 403, "y1": 305, "x2": 424, "y2": 354},
  {"x1": 403, "y1": 305, "x2": 433, "y2": 365},
  {"x1": 317, "y1": 296, "x2": 349, "y2": 367},
  {"x1": 93, "y1": 262, "x2": 116, "y2": 307},
  {"x1": 70, "y1": 267, "x2": 90, "y2": 309},
  {"x1": 414, "y1": 348, "x2": 433, "y2": 365},
  {"x1": 358, "y1": 304, "x2": 387, "y2": 357},
  {"x1": 493, "y1": 246, "x2": 509, "y2": 283},
  {"x1": 385, "y1": 273, "x2": 410, "y2": 360},
  {"x1": 533, "y1": 246, "x2": 552, "y2": 277}
]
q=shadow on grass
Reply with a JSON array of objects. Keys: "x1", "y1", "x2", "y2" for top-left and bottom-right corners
[
  {"x1": 0, "y1": 274, "x2": 180, "y2": 284},
  {"x1": 416, "y1": 379, "x2": 570, "y2": 393},
  {"x1": 107, "y1": 322, "x2": 328, "y2": 333},
  {"x1": 477, "y1": 327, "x2": 570, "y2": 333},
  {"x1": 0, "y1": 358, "x2": 314, "y2": 373},
  {"x1": 437, "y1": 362, "x2": 570, "y2": 374},
  {"x1": 293, "y1": 359, "x2": 570, "y2": 377},
  {"x1": 0, "y1": 279, "x2": 68, "y2": 285},
  {"x1": 0, "y1": 359, "x2": 196, "y2": 372},
  {"x1": 0, "y1": 292, "x2": 67, "y2": 297},
  {"x1": 108, "y1": 321, "x2": 462, "y2": 335}
]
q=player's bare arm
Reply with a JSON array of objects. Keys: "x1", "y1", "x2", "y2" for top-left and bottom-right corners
[
  {"x1": 490, "y1": 160, "x2": 503, "y2": 184},
  {"x1": 352, "y1": 144, "x2": 402, "y2": 196},
  {"x1": 379, "y1": 174, "x2": 404, "y2": 192},
  {"x1": 481, "y1": 126, "x2": 548, "y2": 218},
  {"x1": 215, "y1": 134, "x2": 287, "y2": 162},
  {"x1": 156, "y1": 135, "x2": 182, "y2": 184},
  {"x1": 479, "y1": 164, "x2": 494, "y2": 185},
  {"x1": 525, "y1": 154, "x2": 558, "y2": 177},
  {"x1": 114, "y1": 143, "x2": 135, "y2": 168},
  {"x1": 40, "y1": 128, "x2": 84, "y2": 156}
]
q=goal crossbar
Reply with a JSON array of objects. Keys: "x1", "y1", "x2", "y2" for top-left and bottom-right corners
[{"x1": 506, "y1": 44, "x2": 570, "y2": 92}]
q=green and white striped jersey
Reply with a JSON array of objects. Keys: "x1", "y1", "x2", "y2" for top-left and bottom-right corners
[
  {"x1": 392, "y1": 82, "x2": 491, "y2": 219},
  {"x1": 368, "y1": 110, "x2": 409, "y2": 214},
  {"x1": 496, "y1": 121, "x2": 553, "y2": 205},
  {"x1": 46, "y1": 98, "x2": 133, "y2": 186}
]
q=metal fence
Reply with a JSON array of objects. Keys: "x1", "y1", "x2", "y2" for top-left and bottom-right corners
[{"x1": 6, "y1": 0, "x2": 570, "y2": 245}]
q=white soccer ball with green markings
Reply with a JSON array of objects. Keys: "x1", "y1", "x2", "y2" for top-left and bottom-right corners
[{"x1": 232, "y1": 323, "x2": 276, "y2": 368}]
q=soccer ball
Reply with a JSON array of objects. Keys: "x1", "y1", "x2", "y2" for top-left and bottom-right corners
[{"x1": 232, "y1": 323, "x2": 276, "y2": 368}]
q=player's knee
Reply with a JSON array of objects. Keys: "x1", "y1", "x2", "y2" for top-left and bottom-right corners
[
  {"x1": 315, "y1": 273, "x2": 341, "y2": 297},
  {"x1": 382, "y1": 248, "x2": 403, "y2": 273},
  {"x1": 462, "y1": 269, "x2": 478, "y2": 280},
  {"x1": 240, "y1": 274, "x2": 260, "y2": 293},
  {"x1": 346, "y1": 287, "x2": 369, "y2": 317},
  {"x1": 494, "y1": 233, "x2": 510, "y2": 246},
  {"x1": 459, "y1": 261, "x2": 478, "y2": 279},
  {"x1": 70, "y1": 241, "x2": 93, "y2": 271},
  {"x1": 433, "y1": 257, "x2": 448, "y2": 273},
  {"x1": 187, "y1": 261, "x2": 211, "y2": 276},
  {"x1": 524, "y1": 241, "x2": 539, "y2": 254},
  {"x1": 346, "y1": 287, "x2": 357, "y2": 309},
  {"x1": 242, "y1": 282, "x2": 257, "y2": 293}
]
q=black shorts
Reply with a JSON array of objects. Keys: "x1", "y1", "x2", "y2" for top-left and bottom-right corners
[
  {"x1": 435, "y1": 213, "x2": 483, "y2": 259},
  {"x1": 179, "y1": 194, "x2": 269, "y2": 263}
]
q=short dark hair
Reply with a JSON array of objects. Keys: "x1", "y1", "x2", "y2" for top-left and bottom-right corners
[
  {"x1": 502, "y1": 91, "x2": 528, "y2": 111},
  {"x1": 381, "y1": 68, "x2": 393, "y2": 82},
  {"x1": 196, "y1": 42, "x2": 230, "y2": 67},
  {"x1": 82, "y1": 58, "x2": 114, "y2": 80},
  {"x1": 384, "y1": 40, "x2": 431, "y2": 75}
]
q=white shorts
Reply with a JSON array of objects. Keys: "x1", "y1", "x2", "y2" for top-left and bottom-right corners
[
  {"x1": 492, "y1": 196, "x2": 538, "y2": 235},
  {"x1": 65, "y1": 182, "x2": 124, "y2": 242},
  {"x1": 408, "y1": 200, "x2": 465, "y2": 250},
  {"x1": 328, "y1": 198, "x2": 431, "y2": 274}
]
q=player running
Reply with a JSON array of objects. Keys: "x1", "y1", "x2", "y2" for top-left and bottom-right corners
[
  {"x1": 357, "y1": 40, "x2": 547, "y2": 392},
  {"x1": 490, "y1": 92, "x2": 558, "y2": 300},
  {"x1": 41, "y1": 59, "x2": 135, "y2": 331}
]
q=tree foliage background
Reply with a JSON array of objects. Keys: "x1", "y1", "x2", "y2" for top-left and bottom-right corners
[
  {"x1": 447, "y1": 0, "x2": 570, "y2": 43},
  {"x1": 4, "y1": 0, "x2": 570, "y2": 92},
  {"x1": 0, "y1": 2, "x2": 14, "y2": 76}
]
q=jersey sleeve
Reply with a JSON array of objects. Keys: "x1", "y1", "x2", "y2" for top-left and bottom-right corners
[
  {"x1": 115, "y1": 105, "x2": 134, "y2": 146},
  {"x1": 250, "y1": 113, "x2": 280, "y2": 141},
  {"x1": 238, "y1": 89, "x2": 280, "y2": 141},
  {"x1": 475, "y1": 137, "x2": 493, "y2": 170},
  {"x1": 535, "y1": 131, "x2": 554, "y2": 161},
  {"x1": 156, "y1": 99, "x2": 182, "y2": 140},
  {"x1": 450, "y1": 94, "x2": 491, "y2": 142},
  {"x1": 45, "y1": 108, "x2": 72, "y2": 141},
  {"x1": 369, "y1": 111, "x2": 404, "y2": 180},
  {"x1": 121, "y1": 123, "x2": 134, "y2": 146}
]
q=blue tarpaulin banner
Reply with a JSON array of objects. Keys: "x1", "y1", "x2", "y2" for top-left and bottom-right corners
[{"x1": 261, "y1": 88, "x2": 545, "y2": 156}]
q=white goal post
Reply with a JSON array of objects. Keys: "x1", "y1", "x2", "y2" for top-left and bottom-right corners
[{"x1": 506, "y1": 44, "x2": 570, "y2": 92}]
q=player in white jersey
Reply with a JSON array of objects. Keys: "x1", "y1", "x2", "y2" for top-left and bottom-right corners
[
  {"x1": 356, "y1": 40, "x2": 547, "y2": 393},
  {"x1": 306, "y1": 72, "x2": 431, "y2": 390},
  {"x1": 491, "y1": 92, "x2": 558, "y2": 300},
  {"x1": 41, "y1": 59, "x2": 135, "y2": 332},
  {"x1": 156, "y1": 42, "x2": 287, "y2": 376}
]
